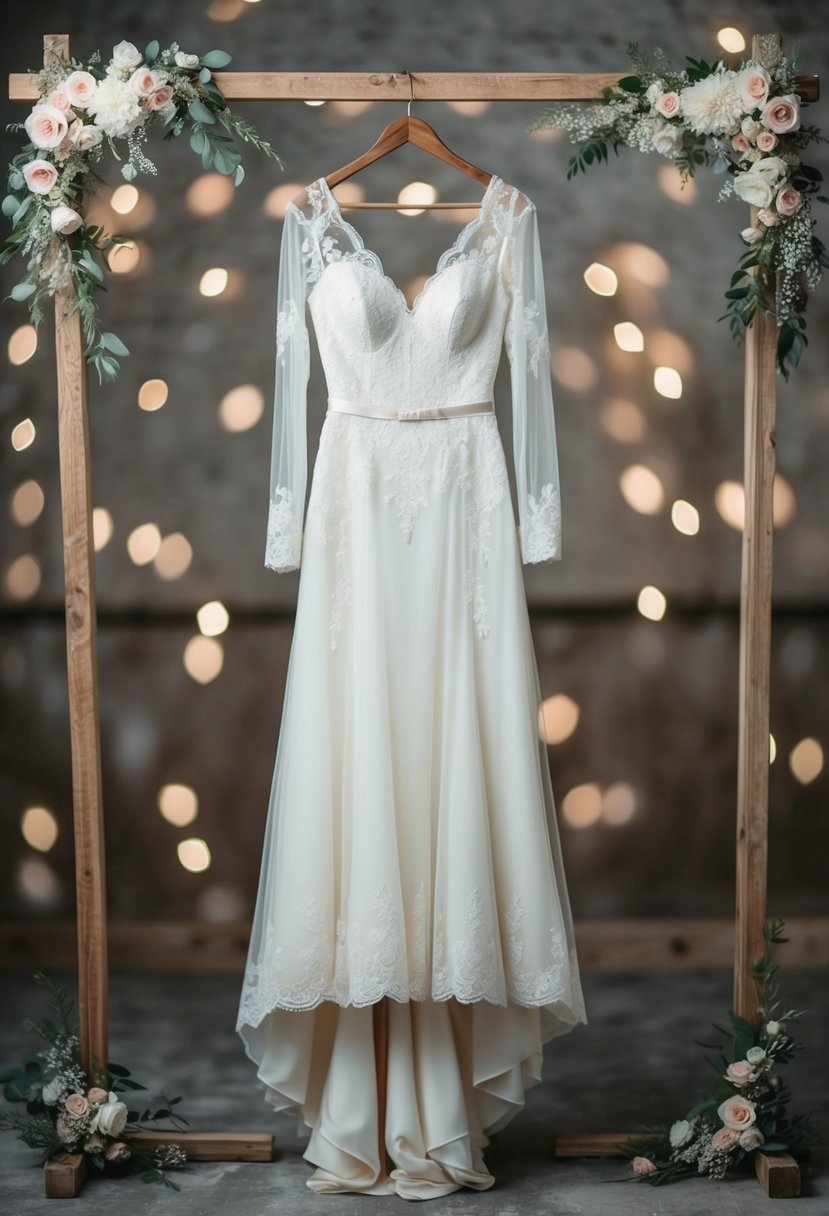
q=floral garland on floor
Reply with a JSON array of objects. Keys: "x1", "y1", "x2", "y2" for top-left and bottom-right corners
[
  {"x1": 0, "y1": 972, "x2": 188, "y2": 1188},
  {"x1": 2, "y1": 39, "x2": 283, "y2": 383},
  {"x1": 530, "y1": 38, "x2": 829, "y2": 380},
  {"x1": 618, "y1": 918, "x2": 823, "y2": 1185}
]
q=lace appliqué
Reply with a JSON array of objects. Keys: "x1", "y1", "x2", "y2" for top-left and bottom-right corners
[
  {"x1": 275, "y1": 298, "x2": 308, "y2": 362},
  {"x1": 305, "y1": 413, "x2": 508, "y2": 649},
  {"x1": 236, "y1": 880, "x2": 582, "y2": 1027},
  {"x1": 265, "y1": 484, "x2": 301, "y2": 571},
  {"x1": 519, "y1": 481, "x2": 561, "y2": 564}
]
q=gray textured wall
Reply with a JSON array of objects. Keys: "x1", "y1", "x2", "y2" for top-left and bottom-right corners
[{"x1": 1, "y1": 0, "x2": 827, "y2": 927}]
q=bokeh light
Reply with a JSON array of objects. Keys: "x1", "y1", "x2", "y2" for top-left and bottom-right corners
[
  {"x1": 619, "y1": 464, "x2": 665, "y2": 515},
  {"x1": 177, "y1": 837, "x2": 212, "y2": 872},
  {"x1": 11, "y1": 419, "x2": 36, "y2": 451},
  {"x1": 138, "y1": 379, "x2": 169, "y2": 411},
  {"x1": 538, "y1": 693, "x2": 580, "y2": 745},
  {"x1": 154, "y1": 533, "x2": 193, "y2": 580},
  {"x1": 127, "y1": 523, "x2": 162, "y2": 565},
  {"x1": 789, "y1": 737, "x2": 823, "y2": 785},
  {"x1": 183, "y1": 635, "x2": 224, "y2": 684},
  {"x1": 11, "y1": 480, "x2": 44, "y2": 526},
  {"x1": 21, "y1": 805, "x2": 59, "y2": 852},
  {"x1": 5, "y1": 555, "x2": 41, "y2": 600},
  {"x1": 197, "y1": 600, "x2": 229, "y2": 637},
  {"x1": 8, "y1": 325, "x2": 38, "y2": 365},
  {"x1": 671, "y1": 499, "x2": 700, "y2": 536},
  {"x1": 158, "y1": 783, "x2": 199, "y2": 827},
  {"x1": 219, "y1": 384, "x2": 265, "y2": 432},
  {"x1": 637, "y1": 585, "x2": 667, "y2": 621}
]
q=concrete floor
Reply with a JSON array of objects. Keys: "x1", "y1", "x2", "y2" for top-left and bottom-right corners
[{"x1": 2, "y1": 968, "x2": 827, "y2": 1213}]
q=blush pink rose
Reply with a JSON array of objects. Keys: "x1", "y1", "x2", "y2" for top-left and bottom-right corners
[
  {"x1": 725, "y1": 1059, "x2": 755, "y2": 1087},
  {"x1": 105, "y1": 1140, "x2": 131, "y2": 1162},
  {"x1": 717, "y1": 1094, "x2": 757, "y2": 1131},
  {"x1": 655, "y1": 92, "x2": 680, "y2": 118},
  {"x1": 148, "y1": 85, "x2": 174, "y2": 110},
  {"x1": 24, "y1": 104, "x2": 68, "y2": 150},
  {"x1": 129, "y1": 66, "x2": 158, "y2": 97},
  {"x1": 756, "y1": 130, "x2": 778, "y2": 152},
  {"x1": 711, "y1": 1125, "x2": 739, "y2": 1149},
  {"x1": 775, "y1": 185, "x2": 803, "y2": 216},
  {"x1": 761, "y1": 94, "x2": 800, "y2": 134},
  {"x1": 48, "y1": 89, "x2": 72, "y2": 113},
  {"x1": 87, "y1": 1087, "x2": 108, "y2": 1104},
  {"x1": 63, "y1": 71, "x2": 97, "y2": 110},
  {"x1": 731, "y1": 132, "x2": 751, "y2": 154},
  {"x1": 22, "y1": 157, "x2": 59, "y2": 193},
  {"x1": 64, "y1": 1092, "x2": 89, "y2": 1117},
  {"x1": 756, "y1": 207, "x2": 780, "y2": 227},
  {"x1": 739, "y1": 67, "x2": 771, "y2": 110},
  {"x1": 632, "y1": 1155, "x2": 656, "y2": 1175}
]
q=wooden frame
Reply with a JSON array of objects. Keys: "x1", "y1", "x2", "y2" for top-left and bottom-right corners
[{"x1": 8, "y1": 31, "x2": 816, "y2": 1199}]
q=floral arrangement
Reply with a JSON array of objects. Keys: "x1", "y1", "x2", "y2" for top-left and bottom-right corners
[
  {"x1": 0, "y1": 971, "x2": 189, "y2": 1188},
  {"x1": 2, "y1": 39, "x2": 283, "y2": 383},
  {"x1": 619, "y1": 919, "x2": 822, "y2": 1185},
  {"x1": 530, "y1": 39, "x2": 829, "y2": 380}
]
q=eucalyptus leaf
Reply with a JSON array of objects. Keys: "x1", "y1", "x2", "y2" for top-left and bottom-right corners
[
  {"x1": 2, "y1": 194, "x2": 21, "y2": 218},
  {"x1": 201, "y1": 50, "x2": 232, "y2": 69},
  {"x1": 213, "y1": 150, "x2": 236, "y2": 176},
  {"x1": 11, "y1": 196, "x2": 33, "y2": 227},
  {"x1": 234, "y1": 163, "x2": 245, "y2": 187},
  {"x1": 145, "y1": 40, "x2": 159, "y2": 63},
  {"x1": 189, "y1": 129, "x2": 207, "y2": 155},
  {"x1": 9, "y1": 170, "x2": 24, "y2": 190},
  {"x1": 10, "y1": 281, "x2": 36, "y2": 301},
  {"x1": 200, "y1": 143, "x2": 214, "y2": 172},
  {"x1": 189, "y1": 99, "x2": 216, "y2": 125},
  {"x1": 101, "y1": 332, "x2": 130, "y2": 357},
  {"x1": 199, "y1": 68, "x2": 212, "y2": 84}
]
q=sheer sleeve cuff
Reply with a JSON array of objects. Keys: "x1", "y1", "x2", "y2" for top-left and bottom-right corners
[
  {"x1": 265, "y1": 485, "x2": 302, "y2": 572},
  {"x1": 519, "y1": 482, "x2": 561, "y2": 564}
]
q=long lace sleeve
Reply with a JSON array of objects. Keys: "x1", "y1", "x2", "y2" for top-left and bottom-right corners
[
  {"x1": 504, "y1": 198, "x2": 562, "y2": 564},
  {"x1": 265, "y1": 202, "x2": 311, "y2": 572}
]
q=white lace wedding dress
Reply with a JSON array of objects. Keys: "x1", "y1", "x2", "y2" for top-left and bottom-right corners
[{"x1": 236, "y1": 172, "x2": 588, "y2": 1199}]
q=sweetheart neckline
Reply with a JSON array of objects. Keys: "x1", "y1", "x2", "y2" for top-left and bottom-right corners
[{"x1": 314, "y1": 172, "x2": 504, "y2": 317}]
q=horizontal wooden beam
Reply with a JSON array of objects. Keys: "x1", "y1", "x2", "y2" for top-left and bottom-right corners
[
  {"x1": 1, "y1": 917, "x2": 826, "y2": 973},
  {"x1": 8, "y1": 69, "x2": 820, "y2": 104},
  {"x1": 129, "y1": 1130, "x2": 273, "y2": 1162}
]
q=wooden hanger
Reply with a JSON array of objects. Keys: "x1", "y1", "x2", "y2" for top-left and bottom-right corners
[{"x1": 322, "y1": 70, "x2": 492, "y2": 211}]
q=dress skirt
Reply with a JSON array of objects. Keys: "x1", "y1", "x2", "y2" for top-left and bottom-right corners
[{"x1": 237, "y1": 407, "x2": 587, "y2": 1198}]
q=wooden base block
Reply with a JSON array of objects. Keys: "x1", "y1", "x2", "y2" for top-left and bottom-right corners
[
  {"x1": 129, "y1": 1130, "x2": 273, "y2": 1162},
  {"x1": 552, "y1": 1131, "x2": 648, "y2": 1157},
  {"x1": 44, "y1": 1152, "x2": 88, "y2": 1198},
  {"x1": 755, "y1": 1150, "x2": 801, "y2": 1198}
]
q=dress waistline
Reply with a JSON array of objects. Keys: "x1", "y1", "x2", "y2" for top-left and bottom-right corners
[{"x1": 327, "y1": 396, "x2": 495, "y2": 422}]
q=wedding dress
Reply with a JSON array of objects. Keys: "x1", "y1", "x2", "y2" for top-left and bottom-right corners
[{"x1": 236, "y1": 171, "x2": 588, "y2": 1199}]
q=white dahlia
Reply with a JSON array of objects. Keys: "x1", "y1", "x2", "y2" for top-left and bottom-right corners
[
  {"x1": 679, "y1": 70, "x2": 744, "y2": 136},
  {"x1": 87, "y1": 74, "x2": 145, "y2": 138}
]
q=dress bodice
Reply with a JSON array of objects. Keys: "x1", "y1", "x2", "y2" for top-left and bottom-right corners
[
  {"x1": 265, "y1": 172, "x2": 563, "y2": 572},
  {"x1": 304, "y1": 174, "x2": 515, "y2": 409}
]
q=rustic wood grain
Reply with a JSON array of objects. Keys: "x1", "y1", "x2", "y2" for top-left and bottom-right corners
[
  {"x1": 754, "y1": 1150, "x2": 802, "y2": 1197},
  {"x1": 43, "y1": 1152, "x2": 87, "y2": 1198},
  {"x1": 48, "y1": 32, "x2": 109, "y2": 1088},
  {"x1": 129, "y1": 1130, "x2": 273, "y2": 1162}
]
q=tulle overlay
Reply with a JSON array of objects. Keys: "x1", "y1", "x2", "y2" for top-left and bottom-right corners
[{"x1": 237, "y1": 408, "x2": 587, "y2": 1195}]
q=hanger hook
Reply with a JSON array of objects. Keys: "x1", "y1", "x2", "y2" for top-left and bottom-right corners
[{"x1": 405, "y1": 70, "x2": 415, "y2": 117}]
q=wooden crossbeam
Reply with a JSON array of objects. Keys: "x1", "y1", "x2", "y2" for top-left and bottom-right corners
[{"x1": 8, "y1": 69, "x2": 819, "y2": 104}]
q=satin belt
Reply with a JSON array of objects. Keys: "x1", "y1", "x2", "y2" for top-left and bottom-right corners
[{"x1": 327, "y1": 396, "x2": 495, "y2": 422}]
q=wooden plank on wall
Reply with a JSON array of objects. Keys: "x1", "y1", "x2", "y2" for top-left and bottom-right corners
[{"x1": 1, "y1": 918, "x2": 826, "y2": 973}]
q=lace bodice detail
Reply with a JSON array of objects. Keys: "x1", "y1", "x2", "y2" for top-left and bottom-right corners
[{"x1": 265, "y1": 172, "x2": 562, "y2": 571}]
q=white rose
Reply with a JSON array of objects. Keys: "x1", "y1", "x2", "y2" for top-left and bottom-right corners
[
  {"x1": 75, "y1": 124, "x2": 103, "y2": 151},
  {"x1": 669, "y1": 1119, "x2": 694, "y2": 1148},
  {"x1": 645, "y1": 81, "x2": 663, "y2": 105},
  {"x1": 50, "y1": 204, "x2": 84, "y2": 235},
  {"x1": 42, "y1": 1076, "x2": 65, "y2": 1105},
  {"x1": 765, "y1": 1020, "x2": 781, "y2": 1036},
  {"x1": 733, "y1": 170, "x2": 773, "y2": 208},
  {"x1": 746, "y1": 1045, "x2": 767, "y2": 1064},
  {"x1": 652, "y1": 121, "x2": 684, "y2": 157},
  {"x1": 741, "y1": 116, "x2": 761, "y2": 138},
  {"x1": 111, "y1": 41, "x2": 143, "y2": 71},
  {"x1": 741, "y1": 225, "x2": 763, "y2": 242},
  {"x1": 90, "y1": 1091, "x2": 128, "y2": 1137},
  {"x1": 174, "y1": 52, "x2": 200, "y2": 69},
  {"x1": 752, "y1": 155, "x2": 788, "y2": 184},
  {"x1": 739, "y1": 1127, "x2": 765, "y2": 1151}
]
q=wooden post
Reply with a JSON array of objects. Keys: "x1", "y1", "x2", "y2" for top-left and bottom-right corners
[
  {"x1": 46, "y1": 33, "x2": 109, "y2": 1082},
  {"x1": 733, "y1": 36, "x2": 779, "y2": 1023}
]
